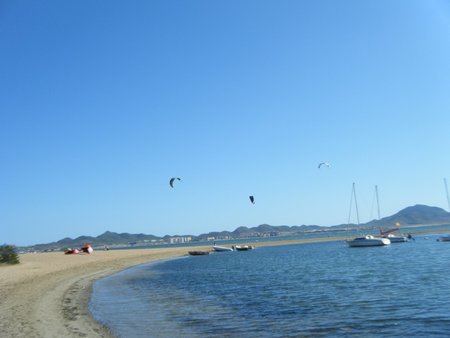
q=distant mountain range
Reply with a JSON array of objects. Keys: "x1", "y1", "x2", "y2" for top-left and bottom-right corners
[
  {"x1": 27, "y1": 204, "x2": 450, "y2": 250},
  {"x1": 364, "y1": 205, "x2": 450, "y2": 228}
]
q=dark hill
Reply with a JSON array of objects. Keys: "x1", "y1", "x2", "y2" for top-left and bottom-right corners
[
  {"x1": 365, "y1": 204, "x2": 450, "y2": 227},
  {"x1": 25, "y1": 204, "x2": 450, "y2": 250}
]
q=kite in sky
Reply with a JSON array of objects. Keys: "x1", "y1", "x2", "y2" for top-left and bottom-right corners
[{"x1": 169, "y1": 177, "x2": 181, "y2": 188}]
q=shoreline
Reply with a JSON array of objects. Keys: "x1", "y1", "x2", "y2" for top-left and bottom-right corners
[{"x1": 1, "y1": 229, "x2": 450, "y2": 337}]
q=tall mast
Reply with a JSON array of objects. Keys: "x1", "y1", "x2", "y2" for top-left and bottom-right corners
[
  {"x1": 445, "y1": 178, "x2": 450, "y2": 212},
  {"x1": 347, "y1": 182, "x2": 360, "y2": 226},
  {"x1": 375, "y1": 185, "x2": 381, "y2": 220},
  {"x1": 354, "y1": 183, "x2": 360, "y2": 226}
]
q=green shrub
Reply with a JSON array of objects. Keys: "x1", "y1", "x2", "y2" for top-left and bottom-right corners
[{"x1": 0, "y1": 245, "x2": 20, "y2": 265}]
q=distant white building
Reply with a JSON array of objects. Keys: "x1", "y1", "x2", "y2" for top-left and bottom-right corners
[{"x1": 169, "y1": 236, "x2": 192, "y2": 244}]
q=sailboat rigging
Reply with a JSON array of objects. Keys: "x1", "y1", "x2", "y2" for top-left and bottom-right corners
[
  {"x1": 346, "y1": 183, "x2": 391, "y2": 247},
  {"x1": 444, "y1": 178, "x2": 450, "y2": 212},
  {"x1": 438, "y1": 178, "x2": 450, "y2": 242}
]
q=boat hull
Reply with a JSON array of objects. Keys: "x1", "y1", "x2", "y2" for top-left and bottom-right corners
[
  {"x1": 188, "y1": 251, "x2": 209, "y2": 256},
  {"x1": 233, "y1": 245, "x2": 255, "y2": 251},
  {"x1": 212, "y1": 245, "x2": 234, "y2": 252},
  {"x1": 383, "y1": 235, "x2": 408, "y2": 243},
  {"x1": 346, "y1": 236, "x2": 391, "y2": 247}
]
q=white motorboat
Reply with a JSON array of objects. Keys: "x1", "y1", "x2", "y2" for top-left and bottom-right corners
[
  {"x1": 382, "y1": 233, "x2": 408, "y2": 243},
  {"x1": 212, "y1": 245, "x2": 234, "y2": 252},
  {"x1": 347, "y1": 235, "x2": 391, "y2": 247}
]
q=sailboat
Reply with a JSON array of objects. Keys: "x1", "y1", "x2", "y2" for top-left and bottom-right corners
[
  {"x1": 375, "y1": 186, "x2": 408, "y2": 243},
  {"x1": 346, "y1": 183, "x2": 390, "y2": 247},
  {"x1": 380, "y1": 225, "x2": 408, "y2": 243},
  {"x1": 439, "y1": 178, "x2": 450, "y2": 242}
]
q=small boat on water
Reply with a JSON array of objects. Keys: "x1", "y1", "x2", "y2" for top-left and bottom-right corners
[
  {"x1": 373, "y1": 186, "x2": 408, "y2": 244},
  {"x1": 347, "y1": 235, "x2": 391, "y2": 247},
  {"x1": 438, "y1": 234, "x2": 450, "y2": 241},
  {"x1": 382, "y1": 233, "x2": 409, "y2": 243},
  {"x1": 233, "y1": 245, "x2": 255, "y2": 251},
  {"x1": 188, "y1": 251, "x2": 210, "y2": 256},
  {"x1": 212, "y1": 245, "x2": 234, "y2": 252}
]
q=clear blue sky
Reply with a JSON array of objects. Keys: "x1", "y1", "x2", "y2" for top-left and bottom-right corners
[{"x1": 1, "y1": 0, "x2": 450, "y2": 246}]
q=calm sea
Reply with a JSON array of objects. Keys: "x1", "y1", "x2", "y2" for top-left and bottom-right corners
[{"x1": 90, "y1": 233, "x2": 450, "y2": 337}]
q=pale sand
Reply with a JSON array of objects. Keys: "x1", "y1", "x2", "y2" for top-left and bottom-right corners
[
  {"x1": 0, "y1": 246, "x2": 207, "y2": 338},
  {"x1": 0, "y1": 231, "x2": 446, "y2": 338}
]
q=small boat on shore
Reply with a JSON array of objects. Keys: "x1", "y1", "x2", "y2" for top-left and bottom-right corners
[
  {"x1": 212, "y1": 245, "x2": 234, "y2": 252},
  {"x1": 188, "y1": 251, "x2": 210, "y2": 256}
]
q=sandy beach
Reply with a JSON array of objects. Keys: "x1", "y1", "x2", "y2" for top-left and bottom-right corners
[
  {"x1": 0, "y1": 232, "x2": 446, "y2": 338},
  {"x1": 0, "y1": 246, "x2": 211, "y2": 338}
]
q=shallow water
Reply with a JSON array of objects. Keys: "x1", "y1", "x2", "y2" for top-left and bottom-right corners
[{"x1": 90, "y1": 233, "x2": 450, "y2": 337}]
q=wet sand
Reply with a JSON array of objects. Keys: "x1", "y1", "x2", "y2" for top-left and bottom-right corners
[{"x1": 0, "y1": 231, "x2": 446, "y2": 337}]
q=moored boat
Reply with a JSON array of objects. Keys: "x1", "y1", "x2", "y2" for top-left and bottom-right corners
[
  {"x1": 375, "y1": 186, "x2": 407, "y2": 244},
  {"x1": 382, "y1": 233, "x2": 408, "y2": 243},
  {"x1": 233, "y1": 245, "x2": 255, "y2": 251},
  {"x1": 188, "y1": 251, "x2": 210, "y2": 256},
  {"x1": 212, "y1": 245, "x2": 234, "y2": 252},
  {"x1": 347, "y1": 235, "x2": 391, "y2": 247}
]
